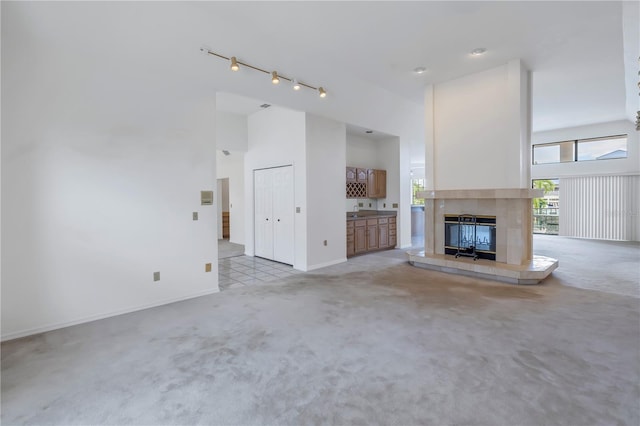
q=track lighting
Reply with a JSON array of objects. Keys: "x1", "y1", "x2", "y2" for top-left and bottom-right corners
[
  {"x1": 200, "y1": 47, "x2": 327, "y2": 98},
  {"x1": 230, "y1": 56, "x2": 239, "y2": 71}
]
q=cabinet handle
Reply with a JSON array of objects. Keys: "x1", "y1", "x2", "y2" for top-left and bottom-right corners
[
  {"x1": 266, "y1": 218, "x2": 269, "y2": 221},
  {"x1": 277, "y1": 219, "x2": 280, "y2": 222}
]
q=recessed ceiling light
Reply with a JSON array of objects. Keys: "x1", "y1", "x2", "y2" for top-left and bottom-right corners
[
  {"x1": 413, "y1": 67, "x2": 427, "y2": 74},
  {"x1": 471, "y1": 48, "x2": 487, "y2": 56}
]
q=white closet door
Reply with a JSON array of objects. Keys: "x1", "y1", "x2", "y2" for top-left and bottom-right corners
[
  {"x1": 272, "y1": 166, "x2": 294, "y2": 265},
  {"x1": 254, "y1": 168, "x2": 273, "y2": 259}
]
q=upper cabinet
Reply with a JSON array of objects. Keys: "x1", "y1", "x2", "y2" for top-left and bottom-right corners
[
  {"x1": 346, "y1": 166, "x2": 386, "y2": 198},
  {"x1": 367, "y1": 169, "x2": 386, "y2": 198},
  {"x1": 346, "y1": 167, "x2": 357, "y2": 183}
]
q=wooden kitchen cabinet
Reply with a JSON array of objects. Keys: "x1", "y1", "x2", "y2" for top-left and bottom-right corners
[
  {"x1": 346, "y1": 167, "x2": 357, "y2": 183},
  {"x1": 346, "y1": 221, "x2": 355, "y2": 256},
  {"x1": 356, "y1": 168, "x2": 368, "y2": 183},
  {"x1": 354, "y1": 219, "x2": 367, "y2": 254},
  {"x1": 366, "y1": 218, "x2": 379, "y2": 250},
  {"x1": 367, "y1": 169, "x2": 387, "y2": 198},
  {"x1": 347, "y1": 215, "x2": 396, "y2": 257},
  {"x1": 378, "y1": 217, "x2": 389, "y2": 248},
  {"x1": 389, "y1": 216, "x2": 397, "y2": 248}
]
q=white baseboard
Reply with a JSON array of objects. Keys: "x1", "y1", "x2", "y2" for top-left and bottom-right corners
[
  {"x1": 305, "y1": 258, "x2": 347, "y2": 271},
  {"x1": 1, "y1": 287, "x2": 219, "y2": 342}
]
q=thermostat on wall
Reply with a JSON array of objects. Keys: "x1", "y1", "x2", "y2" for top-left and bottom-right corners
[{"x1": 201, "y1": 190, "x2": 214, "y2": 205}]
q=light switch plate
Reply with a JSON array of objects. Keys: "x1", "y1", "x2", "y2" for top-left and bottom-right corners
[
  {"x1": 153, "y1": 272, "x2": 160, "y2": 281},
  {"x1": 205, "y1": 263, "x2": 212, "y2": 272},
  {"x1": 296, "y1": 207, "x2": 301, "y2": 213},
  {"x1": 193, "y1": 212, "x2": 198, "y2": 221},
  {"x1": 392, "y1": 203, "x2": 398, "y2": 208}
]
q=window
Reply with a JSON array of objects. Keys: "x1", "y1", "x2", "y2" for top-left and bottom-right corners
[
  {"x1": 412, "y1": 178, "x2": 425, "y2": 206},
  {"x1": 533, "y1": 141, "x2": 574, "y2": 164},
  {"x1": 532, "y1": 135, "x2": 627, "y2": 165},
  {"x1": 532, "y1": 179, "x2": 559, "y2": 235},
  {"x1": 577, "y1": 136, "x2": 627, "y2": 161}
]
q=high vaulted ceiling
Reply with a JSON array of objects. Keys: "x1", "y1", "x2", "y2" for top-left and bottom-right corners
[{"x1": 4, "y1": 1, "x2": 637, "y2": 164}]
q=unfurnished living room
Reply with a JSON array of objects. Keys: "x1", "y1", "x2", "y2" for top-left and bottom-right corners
[{"x1": 2, "y1": 1, "x2": 639, "y2": 425}]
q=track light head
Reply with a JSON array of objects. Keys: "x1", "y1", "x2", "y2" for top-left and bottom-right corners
[
  {"x1": 230, "y1": 57, "x2": 239, "y2": 71},
  {"x1": 318, "y1": 87, "x2": 327, "y2": 98},
  {"x1": 271, "y1": 71, "x2": 280, "y2": 84},
  {"x1": 292, "y1": 79, "x2": 301, "y2": 91}
]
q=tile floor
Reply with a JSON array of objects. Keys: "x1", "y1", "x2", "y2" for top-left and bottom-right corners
[{"x1": 218, "y1": 255, "x2": 302, "y2": 291}]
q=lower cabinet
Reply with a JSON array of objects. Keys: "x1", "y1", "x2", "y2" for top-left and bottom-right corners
[
  {"x1": 354, "y1": 220, "x2": 367, "y2": 254},
  {"x1": 366, "y1": 219, "x2": 379, "y2": 250},
  {"x1": 347, "y1": 216, "x2": 396, "y2": 257}
]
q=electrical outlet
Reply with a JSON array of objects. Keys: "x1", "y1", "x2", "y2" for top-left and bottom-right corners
[
  {"x1": 296, "y1": 207, "x2": 301, "y2": 213},
  {"x1": 393, "y1": 203, "x2": 398, "y2": 208},
  {"x1": 153, "y1": 272, "x2": 160, "y2": 281},
  {"x1": 368, "y1": 203, "x2": 372, "y2": 207},
  {"x1": 358, "y1": 202, "x2": 363, "y2": 207},
  {"x1": 193, "y1": 212, "x2": 198, "y2": 221},
  {"x1": 383, "y1": 203, "x2": 386, "y2": 208},
  {"x1": 205, "y1": 263, "x2": 212, "y2": 272},
  {"x1": 323, "y1": 240, "x2": 327, "y2": 246}
]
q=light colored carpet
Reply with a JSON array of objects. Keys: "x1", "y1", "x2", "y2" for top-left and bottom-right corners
[{"x1": 1, "y1": 238, "x2": 639, "y2": 425}]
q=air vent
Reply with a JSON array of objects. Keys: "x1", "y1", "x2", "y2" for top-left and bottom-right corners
[
  {"x1": 222, "y1": 150, "x2": 230, "y2": 156},
  {"x1": 260, "y1": 104, "x2": 271, "y2": 109}
]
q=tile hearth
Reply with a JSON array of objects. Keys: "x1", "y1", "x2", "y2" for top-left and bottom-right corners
[{"x1": 407, "y1": 250, "x2": 558, "y2": 285}]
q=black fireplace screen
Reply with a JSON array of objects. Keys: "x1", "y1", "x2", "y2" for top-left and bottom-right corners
[{"x1": 444, "y1": 215, "x2": 496, "y2": 260}]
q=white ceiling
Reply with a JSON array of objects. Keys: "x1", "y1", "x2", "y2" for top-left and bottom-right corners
[{"x1": 5, "y1": 1, "x2": 637, "y2": 164}]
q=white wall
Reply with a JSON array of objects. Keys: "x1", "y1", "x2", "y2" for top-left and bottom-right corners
[
  {"x1": 305, "y1": 114, "x2": 347, "y2": 270},
  {"x1": 245, "y1": 106, "x2": 308, "y2": 270},
  {"x1": 2, "y1": 20, "x2": 218, "y2": 339},
  {"x1": 216, "y1": 111, "x2": 248, "y2": 152},
  {"x1": 216, "y1": 151, "x2": 245, "y2": 245},
  {"x1": 345, "y1": 134, "x2": 380, "y2": 210},
  {"x1": 532, "y1": 120, "x2": 639, "y2": 179},
  {"x1": 430, "y1": 60, "x2": 530, "y2": 190}
]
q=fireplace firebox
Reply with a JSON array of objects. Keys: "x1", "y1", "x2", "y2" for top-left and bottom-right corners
[{"x1": 444, "y1": 215, "x2": 496, "y2": 261}]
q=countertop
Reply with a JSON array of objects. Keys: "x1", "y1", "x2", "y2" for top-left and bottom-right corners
[{"x1": 346, "y1": 210, "x2": 397, "y2": 221}]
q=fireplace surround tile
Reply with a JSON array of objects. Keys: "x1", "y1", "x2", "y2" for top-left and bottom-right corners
[{"x1": 412, "y1": 188, "x2": 557, "y2": 284}]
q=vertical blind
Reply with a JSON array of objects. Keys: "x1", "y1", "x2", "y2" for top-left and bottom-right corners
[{"x1": 560, "y1": 175, "x2": 639, "y2": 241}]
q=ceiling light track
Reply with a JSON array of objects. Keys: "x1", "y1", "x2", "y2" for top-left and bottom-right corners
[{"x1": 200, "y1": 47, "x2": 327, "y2": 98}]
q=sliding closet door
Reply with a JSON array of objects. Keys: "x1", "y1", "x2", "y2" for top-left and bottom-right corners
[
  {"x1": 254, "y1": 168, "x2": 274, "y2": 259},
  {"x1": 253, "y1": 165, "x2": 294, "y2": 265},
  {"x1": 272, "y1": 166, "x2": 294, "y2": 265}
]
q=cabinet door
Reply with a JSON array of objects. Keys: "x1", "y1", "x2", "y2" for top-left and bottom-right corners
[
  {"x1": 356, "y1": 168, "x2": 368, "y2": 183},
  {"x1": 378, "y1": 220, "x2": 389, "y2": 248},
  {"x1": 366, "y1": 219, "x2": 379, "y2": 250},
  {"x1": 346, "y1": 223, "x2": 355, "y2": 257},
  {"x1": 346, "y1": 167, "x2": 356, "y2": 183},
  {"x1": 366, "y1": 169, "x2": 377, "y2": 198},
  {"x1": 354, "y1": 225, "x2": 367, "y2": 253},
  {"x1": 377, "y1": 170, "x2": 387, "y2": 198}
]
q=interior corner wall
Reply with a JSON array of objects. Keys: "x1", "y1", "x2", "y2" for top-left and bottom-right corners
[
  {"x1": 433, "y1": 62, "x2": 529, "y2": 190},
  {"x1": 216, "y1": 111, "x2": 248, "y2": 152},
  {"x1": 216, "y1": 151, "x2": 245, "y2": 246},
  {"x1": 1, "y1": 25, "x2": 218, "y2": 340},
  {"x1": 245, "y1": 106, "x2": 307, "y2": 270},
  {"x1": 305, "y1": 114, "x2": 347, "y2": 270}
]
